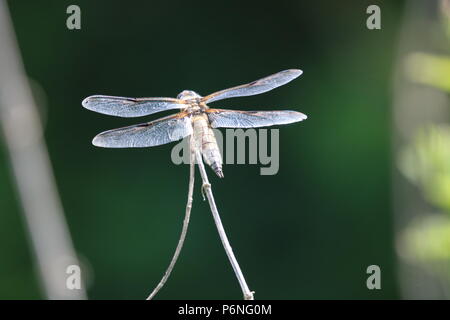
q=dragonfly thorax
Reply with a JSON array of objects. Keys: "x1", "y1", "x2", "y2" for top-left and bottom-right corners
[{"x1": 177, "y1": 90, "x2": 201, "y2": 100}]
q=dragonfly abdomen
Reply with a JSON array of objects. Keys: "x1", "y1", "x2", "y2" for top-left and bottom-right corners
[{"x1": 192, "y1": 115, "x2": 223, "y2": 178}]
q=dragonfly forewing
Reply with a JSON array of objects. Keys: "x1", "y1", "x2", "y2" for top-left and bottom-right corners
[
  {"x1": 202, "y1": 69, "x2": 302, "y2": 104},
  {"x1": 82, "y1": 95, "x2": 186, "y2": 118}
]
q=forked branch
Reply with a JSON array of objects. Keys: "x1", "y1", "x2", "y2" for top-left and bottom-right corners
[
  {"x1": 195, "y1": 150, "x2": 254, "y2": 300},
  {"x1": 146, "y1": 140, "x2": 254, "y2": 300}
]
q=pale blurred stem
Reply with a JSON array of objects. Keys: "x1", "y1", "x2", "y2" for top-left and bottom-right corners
[
  {"x1": 146, "y1": 137, "x2": 195, "y2": 300},
  {"x1": 195, "y1": 150, "x2": 254, "y2": 300},
  {"x1": 0, "y1": 1, "x2": 85, "y2": 299}
]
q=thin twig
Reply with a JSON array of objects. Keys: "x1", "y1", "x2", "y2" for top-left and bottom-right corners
[
  {"x1": 147, "y1": 138, "x2": 195, "y2": 300},
  {"x1": 195, "y1": 150, "x2": 254, "y2": 300},
  {"x1": 0, "y1": 0, "x2": 86, "y2": 299}
]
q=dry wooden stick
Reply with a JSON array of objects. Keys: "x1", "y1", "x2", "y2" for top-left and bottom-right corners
[
  {"x1": 147, "y1": 138, "x2": 195, "y2": 300},
  {"x1": 195, "y1": 150, "x2": 254, "y2": 300}
]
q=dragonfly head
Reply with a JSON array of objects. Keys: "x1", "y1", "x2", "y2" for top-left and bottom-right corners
[{"x1": 177, "y1": 90, "x2": 201, "y2": 100}]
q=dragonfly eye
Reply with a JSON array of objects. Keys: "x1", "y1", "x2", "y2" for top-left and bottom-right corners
[{"x1": 177, "y1": 90, "x2": 200, "y2": 100}]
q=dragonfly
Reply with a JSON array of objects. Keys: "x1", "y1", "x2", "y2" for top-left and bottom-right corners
[{"x1": 82, "y1": 69, "x2": 307, "y2": 178}]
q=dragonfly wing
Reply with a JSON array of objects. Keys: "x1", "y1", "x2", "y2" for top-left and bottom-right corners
[
  {"x1": 201, "y1": 69, "x2": 302, "y2": 104},
  {"x1": 82, "y1": 95, "x2": 186, "y2": 118},
  {"x1": 92, "y1": 112, "x2": 192, "y2": 148},
  {"x1": 206, "y1": 109, "x2": 307, "y2": 128}
]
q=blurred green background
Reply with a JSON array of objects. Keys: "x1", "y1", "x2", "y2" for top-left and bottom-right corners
[{"x1": 1, "y1": 0, "x2": 448, "y2": 299}]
